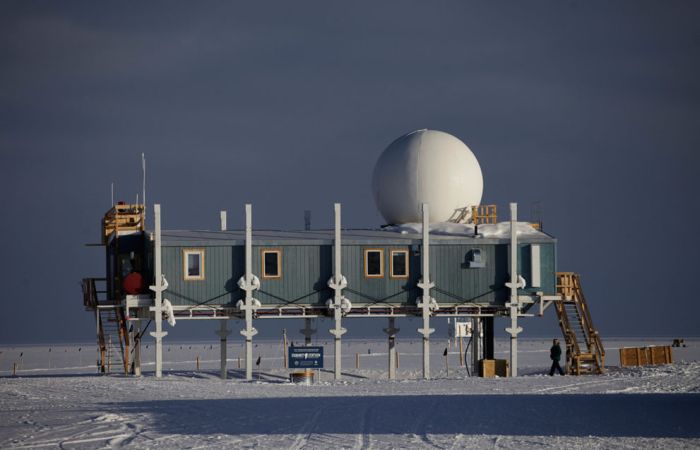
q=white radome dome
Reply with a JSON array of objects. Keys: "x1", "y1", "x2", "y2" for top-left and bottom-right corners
[{"x1": 372, "y1": 129, "x2": 483, "y2": 224}]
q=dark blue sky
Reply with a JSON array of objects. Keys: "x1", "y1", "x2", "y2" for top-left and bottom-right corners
[{"x1": 1, "y1": 1, "x2": 698, "y2": 343}]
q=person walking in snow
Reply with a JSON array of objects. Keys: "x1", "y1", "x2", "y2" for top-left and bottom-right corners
[{"x1": 549, "y1": 339, "x2": 565, "y2": 376}]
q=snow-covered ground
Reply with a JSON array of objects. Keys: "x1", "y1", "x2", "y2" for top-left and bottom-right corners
[{"x1": 1, "y1": 338, "x2": 699, "y2": 449}]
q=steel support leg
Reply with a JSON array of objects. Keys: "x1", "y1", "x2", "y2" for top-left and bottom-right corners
[
  {"x1": 383, "y1": 317, "x2": 399, "y2": 380},
  {"x1": 329, "y1": 203, "x2": 346, "y2": 381},
  {"x1": 301, "y1": 318, "x2": 316, "y2": 346},
  {"x1": 505, "y1": 202, "x2": 523, "y2": 377},
  {"x1": 217, "y1": 319, "x2": 231, "y2": 379},
  {"x1": 149, "y1": 204, "x2": 167, "y2": 378},
  {"x1": 417, "y1": 203, "x2": 434, "y2": 380},
  {"x1": 134, "y1": 320, "x2": 142, "y2": 377}
]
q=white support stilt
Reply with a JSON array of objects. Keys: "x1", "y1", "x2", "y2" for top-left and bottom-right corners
[
  {"x1": 383, "y1": 317, "x2": 399, "y2": 380},
  {"x1": 239, "y1": 204, "x2": 258, "y2": 381},
  {"x1": 328, "y1": 203, "x2": 346, "y2": 381},
  {"x1": 133, "y1": 320, "x2": 142, "y2": 377},
  {"x1": 417, "y1": 203, "x2": 435, "y2": 380},
  {"x1": 505, "y1": 202, "x2": 523, "y2": 377},
  {"x1": 300, "y1": 318, "x2": 316, "y2": 346},
  {"x1": 216, "y1": 319, "x2": 231, "y2": 379},
  {"x1": 149, "y1": 204, "x2": 168, "y2": 378}
]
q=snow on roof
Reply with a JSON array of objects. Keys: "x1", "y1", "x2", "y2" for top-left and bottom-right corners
[
  {"x1": 383, "y1": 221, "x2": 544, "y2": 238},
  {"x1": 157, "y1": 222, "x2": 551, "y2": 246}
]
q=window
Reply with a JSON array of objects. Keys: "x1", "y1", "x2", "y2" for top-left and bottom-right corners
[
  {"x1": 261, "y1": 249, "x2": 282, "y2": 279},
  {"x1": 390, "y1": 250, "x2": 409, "y2": 278},
  {"x1": 364, "y1": 249, "x2": 384, "y2": 278},
  {"x1": 468, "y1": 249, "x2": 485, "y2": 268},
  {"x1": 183, "y1": 249, "x2": 205, "y2": 280}
]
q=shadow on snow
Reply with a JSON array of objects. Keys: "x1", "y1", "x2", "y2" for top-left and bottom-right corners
[{"x1": 113, "y1": 393, "x2": 700, "y2": 438}]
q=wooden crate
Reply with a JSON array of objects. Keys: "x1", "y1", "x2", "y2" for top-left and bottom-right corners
[
  {"x1": 649, "y1": 346, "x2": 673, "y2": 365},
  {"x1": 619, "y1": 346, "x2": 672, "y2": 367},
  {"x1": 479, "y1": 359, "x2": 509, "y2": 377}
]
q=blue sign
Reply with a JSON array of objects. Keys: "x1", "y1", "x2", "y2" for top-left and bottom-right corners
[{"x1": 288, "y1": 346, "x2": 324, "y2": 369}]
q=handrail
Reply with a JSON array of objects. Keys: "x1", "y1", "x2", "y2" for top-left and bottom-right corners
[
  {"x1": 471, "y1": 204, "x2": 498, "y2": 224},
  {"x1": 555, "y1": 272, "x2": 605, "y2": 374},
  {"x1": 573, "y1": 275, "x2": 605, "y2": 365}
]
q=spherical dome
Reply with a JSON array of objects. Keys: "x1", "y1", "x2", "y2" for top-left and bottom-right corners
[{"x1": 372, "y1": 129, "x2": 483, "y2": 224}]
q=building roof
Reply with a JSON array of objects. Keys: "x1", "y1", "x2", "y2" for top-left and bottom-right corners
[{"x1": 157, "y1": 223, "x2": 556, "y2": 246}]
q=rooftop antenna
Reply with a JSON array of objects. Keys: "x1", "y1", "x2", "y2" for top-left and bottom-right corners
[
  {"x1": 111, "y1": 182, "x2": 114, "y2": 207},
  {"x1": 304, "y1": 210, "x2": 311, "y2": 231},
  {"x1": 142, "y1": 153, "x2": 146, "y2": 221}
]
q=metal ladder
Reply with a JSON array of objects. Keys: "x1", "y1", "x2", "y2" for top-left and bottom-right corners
[
  {"x1": 554, "y1": 272, "x2": 605, "y2": 375},
  {"x1": 97, "y1": 307, "x2": 129, "y2": 374},
  {"x1": 83, "y1": 278, "x2": 130, "y2": 375}
]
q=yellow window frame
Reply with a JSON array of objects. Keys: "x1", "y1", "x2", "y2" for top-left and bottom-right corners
[
  {"x1": 364, "y1": 248, "x2": 384, "y2": 278},
  {"x1": 183, "y1": 248, "x2": 205, "y2": 281},
  {"x1": 390, "y1": 249, "x2": 409, "y2": 279},
  {"x1": 261, "y1": 248, "x2": 282, "y2": 279}
]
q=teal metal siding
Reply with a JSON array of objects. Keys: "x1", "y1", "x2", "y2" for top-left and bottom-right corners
[
  {"x1": 254, "y1": 245, "x2": 332, "y2": 306},
  {"x1": 157, "y1": 238, "x2": 556, "y2": 308},
  {"x1": 431, "y1": 244, "x2": 509, "y2": 305},
  {"x1": 517, "y1": 243, "x2": 556, "y2": 296},
  {"x1": 341, "y1": 245, "x2": 420, "y2": 306},
  {"x1": 161, "y1": 246, "x2": 237, "y2": 307}
]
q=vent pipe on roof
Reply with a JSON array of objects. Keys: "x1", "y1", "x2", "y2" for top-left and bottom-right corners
[{"x1": 220, "y1": 210, "x2": 227, "y2": 231}]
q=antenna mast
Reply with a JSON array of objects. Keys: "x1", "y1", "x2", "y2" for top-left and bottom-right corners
[{"x1": 142, "y1": 153, "x2": 146, "y2": 222}]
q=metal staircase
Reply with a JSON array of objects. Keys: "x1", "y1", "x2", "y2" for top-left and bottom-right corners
[
  {"x1": 82, "y1": 278, "x2": 130, "y2": 374},
  {"x1": 554, "y1": 272, "x2": 605, "y2": 375}
]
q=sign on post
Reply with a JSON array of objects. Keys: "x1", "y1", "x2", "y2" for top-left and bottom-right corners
[
  {"x1": 288, "y1": 346, "x2": 324, "y2": 369},
  {"x1": 454, "y1": 321, "x2": 472, "y2": 338}
]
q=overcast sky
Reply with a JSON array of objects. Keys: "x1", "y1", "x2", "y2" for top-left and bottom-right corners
[{"x1": 1, "y1": 1, "x2": 698, "y2": 344}]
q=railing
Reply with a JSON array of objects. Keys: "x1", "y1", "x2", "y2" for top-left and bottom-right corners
[
  {"x1": 82, "y1": 278, "x2": 107, "y2": 309},
  {"x1": 572, "y1": 274, "x2": 605, "y2": 368},
  {"x1": 557, "y1": 272, "x2": 576, "y2": 299},
  {"x1": 471, "y1": 204, "x2": 498, "y2": 224},
  {"x1": 82, "y1": 277, "x2": 130, "y2": 374},
  {"x1": 555, "y1": 272, "x2": 605, "y2": 374},
  {"x1": 102, "y1": 203, "x2": 145, "y2": 243}
]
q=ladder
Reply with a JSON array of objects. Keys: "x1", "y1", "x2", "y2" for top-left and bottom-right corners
[
  {"x1": 97, "y1": 306, "x2": 130, "y2": 374},
  {"x1": 83, "y1": 278, "x2": 130, "y2": 375},
  {"x1": 554, "y1": 272, "x2": 605, "y2": 375}
]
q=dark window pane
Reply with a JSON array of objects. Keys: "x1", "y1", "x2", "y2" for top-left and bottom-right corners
[
  {"x1": 367, "y1": 251, "x2": 382, "y2": 276},
  {"x1": 264, "y1": 252, "x2": 279, "y2": 277},
  {"x1": 392, "y1": 252, "x2": 407, "y2": 276},
  {"x1": 187, "y1": 253, "x2": 200, "y2": 277}
]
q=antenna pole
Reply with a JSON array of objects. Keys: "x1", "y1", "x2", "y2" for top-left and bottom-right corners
[
  {"x1": 142, "y1": 153, "x2": 146, "y2": 221},
  {"x1": 111, "y1": 182, "x2": 114, "y2": 207}
]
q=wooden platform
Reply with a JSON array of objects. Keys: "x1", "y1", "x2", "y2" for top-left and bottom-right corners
[{"x1": 102, "y1": 203, "x2": 145, "y2": 244}]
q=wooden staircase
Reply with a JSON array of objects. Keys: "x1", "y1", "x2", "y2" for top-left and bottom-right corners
[
  {"x1": 554, "y1": 272, "x2": 605, "y2": 375},
  {"x1": 82, "y1": 278, "x2": 130, "y2": 374}
]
